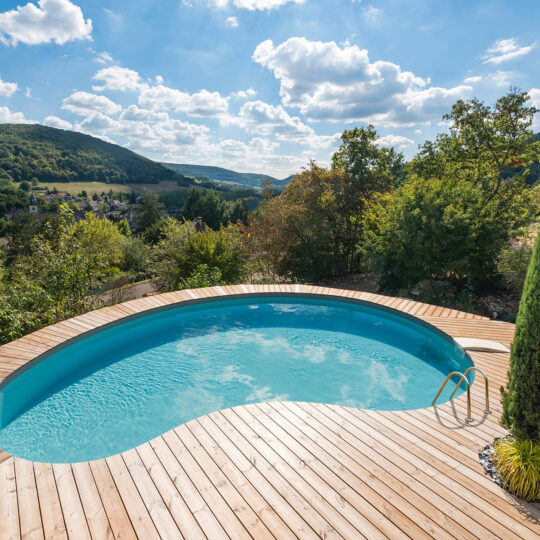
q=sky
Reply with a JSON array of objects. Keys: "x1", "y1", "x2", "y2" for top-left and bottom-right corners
[{"x1": 0, "y1": 0, "x2": 539, "y2": 179}]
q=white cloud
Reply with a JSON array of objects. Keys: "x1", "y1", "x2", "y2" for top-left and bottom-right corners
[
  {"x1": 464, "y1": 75, "x2": 482, "y2": 84},
  {"x1": 414, "y1": 129, "x2": 422, "y2": 135},
  {"x1": 362, "y1": 6, "x2": 381, "y2": 22},
  {"x1": 206, "y1": 0, "x2": 305, "y2": 10},
  {"x1": 227, "y1": 99, "x2": 341, "y2": 150},
  {"x1": 25, "y1": 87, "x2": 31, "y2": 98},
  {"x1": 253, "y1": 37, "x2": 471, "y2": 126},
  {"x1": 62, "y1": 91, "x2": 122, "y2": 116},
  {"x1": 490, "y1": 71, "x2": 513, "y2": 88},
  {"x1": 377, "y1": 134, "x2": 414, "y2": 149},
  {"x1": 0, "y1": 76, "x2": 17, "y2": 97},
  {"x1": 0, "y1": 0, "x2": 92, "y2": 46},
  {"x1": 230, "y1": 88, "x2": 257, "y2": 99},
  {"x1": 138, "y1": 85, "x2": 229, "y2": 117},
  {"x1": 95, "y1": 51, "x2": 113, "y2": 65},
  {"x1": 226, "y1": 16, "x2": 239, "y2": 27},
  {"x1": 0, "y1": 106, "x2": 33, "y2": 123},
  {"x1": 44, "y1": 115, "x2": 72, "y2": 129},
  {"x1": 93, "y1": 66, "x2": 145, "y2": 92},
  {"x1": 482, "y1": 38, "x2": 535, "y2": 65}
]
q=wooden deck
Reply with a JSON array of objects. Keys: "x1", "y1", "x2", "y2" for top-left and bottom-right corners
[{"x1": 0, "y1": 285, "x2": 538, "y2": 539}]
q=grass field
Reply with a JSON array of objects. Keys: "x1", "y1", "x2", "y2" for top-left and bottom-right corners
[{"x1": 34, "y1": 181, "x2": 188, "y2": 196}]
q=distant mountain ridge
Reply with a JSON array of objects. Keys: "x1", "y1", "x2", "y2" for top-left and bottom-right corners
[
  {"x1": 0, "y1": 124, "x2": 191, "y2": 186},
  {"x1": 162, "y1": 163, "x2": 292, "y2": 189}
]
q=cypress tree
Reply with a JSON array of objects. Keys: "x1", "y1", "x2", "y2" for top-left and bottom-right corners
[{"x1": 501, "y1": 233, "x2": 540, "y2": 440}]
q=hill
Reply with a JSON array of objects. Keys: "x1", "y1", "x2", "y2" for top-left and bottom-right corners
[
  {"x1": 162, "y1": 163, "x2": 292, "y2": 189},
  {"x1": 0, "y1": 124, "x2": 191, "y2": 186}
]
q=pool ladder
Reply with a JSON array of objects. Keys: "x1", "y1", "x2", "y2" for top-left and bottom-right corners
[{"x1": 432, "y1": 367, "x2": 490, "y2": 423}]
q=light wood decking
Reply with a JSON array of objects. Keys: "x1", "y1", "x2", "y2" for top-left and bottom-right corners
[{"x1": 0, "y1": 285, "x2": 538, "y2": 539}]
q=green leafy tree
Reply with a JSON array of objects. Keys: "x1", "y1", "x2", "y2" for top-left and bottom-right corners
[
  {"x1": 181, "y1": 189, "x2": 226, "y2": 230},
  {"x1": 254, "y1": 152, "x2": 399, "y2": 280},
  {"x1": 411, "y1": 90, "x2": 539, "y2": 199},
  {"x1": 137, "y1": 190, "x2": 163, "y2": 231},
  {"x1": 332, "y1": 125, "x2": 405, "y2": 192},
  {"x1": 501, "y1": 233, "x2": 540, "y2": 440},
  {"x1": 152, "y1": 219, "x2": 195, "y2": 290},
  {"x1": 176, "y1": 226, "x2": 247, "y2": 285},
  {"x1": 366, "y1": 175, "x2": 532, "y2": 290}
]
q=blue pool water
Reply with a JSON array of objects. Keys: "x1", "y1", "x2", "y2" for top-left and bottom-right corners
[{"x1": 0, "y1": 297, "x2": 473, "y2": 463}]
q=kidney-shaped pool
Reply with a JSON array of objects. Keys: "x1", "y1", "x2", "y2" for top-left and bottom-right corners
[{"x1": 0, "y1": 296, "x2": 473, "y2": 462}]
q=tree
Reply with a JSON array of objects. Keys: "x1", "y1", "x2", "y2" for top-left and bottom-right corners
[
  {"x1": 332, "y1": 125, "x2": 405, "y2": 192},
  {"x1": 253, "y1": 153, "x2": 399, "y2": 280},
  {"x1": 137, "y1": 190, "x2": 162, "y2": 231},
  {"x1": 501, "y1": 233, "x2": 540, "y2": 440},
  {"x1": 366, "y1": 175, "x2": 532, "y2": 290},
  {"x1": 412, "y1": 90, "x2": 539, "y2": 199},
  {"x1": 181, "y1": 189, "x2": 226, "y2": 230}
]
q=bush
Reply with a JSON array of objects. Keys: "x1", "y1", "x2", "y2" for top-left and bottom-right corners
[
  {"x1": 366, "y1": 175, "x2": 532, "y2": 290},
  {"x1": 497, "y1": 236, "x2": 533, "y2": 296},
  {"x1": 177, "y1": 226, "x2": 247, "y2": 284},
  {"x1": 493, "y1": 437, "x2": 540, "y2": 501},
  {"x1": 501, "y1": 233, "x2": 540, "y2": 440},
  {"x1": 178, "y1": 264, "x2": 223, "y2": 289}
]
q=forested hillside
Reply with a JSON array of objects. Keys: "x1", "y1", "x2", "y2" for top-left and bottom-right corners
[
  {"x1": 0, "y1": 124, "x2": 191, "y2": 185},
  {"x1": 162, "y1": 162, "x2": 291, "y2": 189}
]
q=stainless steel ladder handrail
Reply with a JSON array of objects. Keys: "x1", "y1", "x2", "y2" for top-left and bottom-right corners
[
  {"x1": 450, "y1": 366, "x2": 491, "y2": 415},
  {"x1": 432, "y1": 367, "x2": 491, "y2": 422},
  {"x1": 432, "y1": 371, "x2": 473, "y2": 423}
]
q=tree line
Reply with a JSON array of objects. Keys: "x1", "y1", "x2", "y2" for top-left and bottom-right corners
[{"x1": 0, "y1": 89, "x2": 539, "y2": 345}]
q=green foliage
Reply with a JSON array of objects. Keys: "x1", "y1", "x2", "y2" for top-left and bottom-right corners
[
  {"x1": 332, "y1": 125, "x2": 405, "y2": 191},
  {"x1": 181, "y1": 189, "x2": 226, "y2": 229},
  {"x1": 176, "y1": 226, "x2": 247, "y2": 284},
  {"x1": 497, "y1": 236, "x2": 533, "y2": 296},
  {"x1": 119, "y1": 236, "x2": 150, "y2": 277},
  {"x1": 254, "y1": 152, "x2": 406, "y2": 281},
  {"x1": 152, "y1": 219, "x2": 195, "y2": 290},
  {"x1": 0, "y1": 178, "x2": 28, "y2": 216},
  {"x1": 137, "y1": 191, "x2": 163, "y2": 231},
  {"x1": 0, "y1": 206, "x2": 107, "y2": 344},
  {"x1": 367, "y1": 175, "x2": 532, "y2": 290},
  {"x1": 0, "y1": 124, "x2": 190, "y2": 185},
  {"x1": 180, "y1": 188, "x2": 249, "y2": 229},
  {"x1": 411, "y1": 90, "x2": 539, "y2": 198},
  {"x1": 178, "y1": 264, "x2": 223, "y2": 289},
  {"x1": 501, "y1": 234, "x2": 540, "y2": 441},
  {"x1": 493, "y1": 437, "x2": 540, "y2": 501}
]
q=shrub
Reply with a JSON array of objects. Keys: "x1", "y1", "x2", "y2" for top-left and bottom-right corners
[
  {"x1": 493, "y1": 437, "x2": 540, "y2": 501},
  {"x1": 497, "y1": 236, "x2": 533, "y2": 296},
  {"x1": 501, "y1": 233, "x2": 540, "y2": 440},
  {"x1": 367, "y1": 175, "x2": 532, "y2": 290},
  {"x1": 178, "y1": 264, "x2": 223, "y2": 289}
]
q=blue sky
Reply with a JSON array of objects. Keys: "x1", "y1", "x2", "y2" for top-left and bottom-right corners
[{"x1": 0, "y1": 0, "x2": 538, "y2": 178}]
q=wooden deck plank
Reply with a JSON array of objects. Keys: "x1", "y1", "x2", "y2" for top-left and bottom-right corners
[
  {"x1": 205, "y1": 411, "x2": 339, "y2": 538},
  {"x1": 87, "y1": 460, "x2": 138, "y2": 540},
  {"x1": 174, "y1": 423, "x2": 275, "y2": 539},
  {"x1": 52, "y1": 464, "x2": 92, "y2": 540},
  {"x1": 0, "y1": 459, "x2": 21, "y2": 540},
  {"x1": 33, "y1": 463, "x2": 67, "y2": 540},
  {"x1": 14, "y1": 459, "x2": 44, "y2": 540},
  {"x1": 104, "y1": 454, "x2": 160, "y2": 540},
  {"x1": 71, "y1": 462, "x2": 113, "y2": 540},
  {"x1": 160, "y1": 429, "x2": 252, "y2": 540}
]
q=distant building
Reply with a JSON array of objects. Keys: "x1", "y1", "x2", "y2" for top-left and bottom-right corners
[{"x1": 29, "y1": 193, "x2": 38, "y2": 214}]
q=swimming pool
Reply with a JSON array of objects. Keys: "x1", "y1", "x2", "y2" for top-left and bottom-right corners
[{"x1": 0, "y1": 296, "x2": 473, "y2": 462}]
